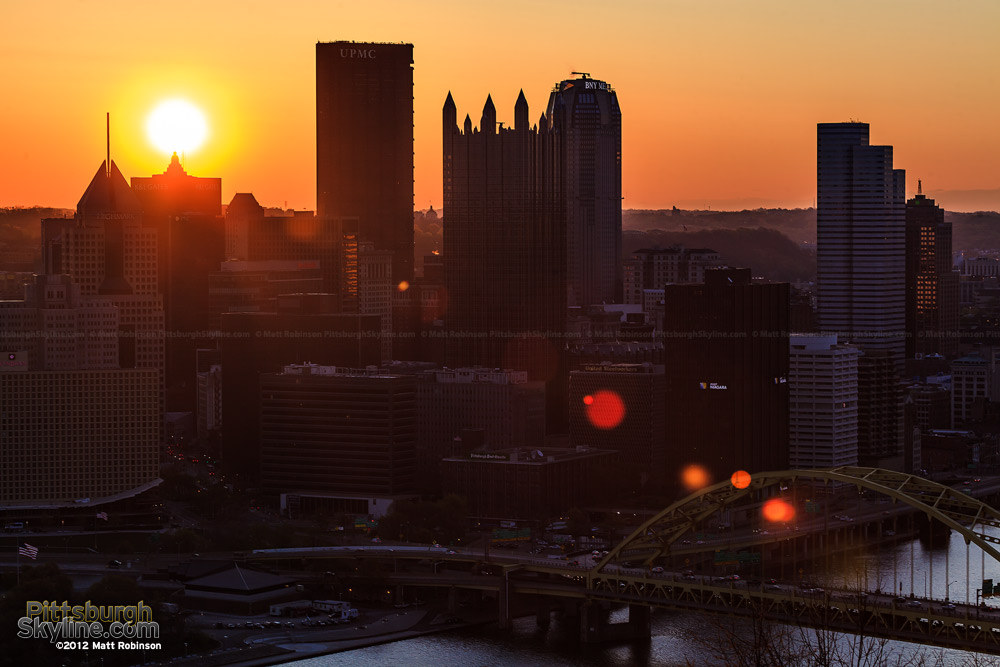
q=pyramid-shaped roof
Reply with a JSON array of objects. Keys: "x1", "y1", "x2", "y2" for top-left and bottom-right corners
[{"x1": 77, "y1": 160, "x2": 142, "y2": 218}]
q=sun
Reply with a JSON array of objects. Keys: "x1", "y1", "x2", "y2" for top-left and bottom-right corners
[{"x1": 146, "y1": 99, "x2": 208, "y2": 155}]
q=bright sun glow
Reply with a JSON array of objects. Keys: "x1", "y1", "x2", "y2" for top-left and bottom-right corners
[{"x1": 147, "y1": 99, "x2": 208, "y2": 155}]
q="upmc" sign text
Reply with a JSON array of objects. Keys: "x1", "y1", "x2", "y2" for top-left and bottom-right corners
[{"x1": 341, "y1": 48, "x2": 376, "y2": 59}]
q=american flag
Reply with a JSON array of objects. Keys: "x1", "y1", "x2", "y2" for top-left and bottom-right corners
[
  {"x1": 96, "y1": 512, "x2": 108, "y2": 521},
  {"x1": 18, "y1": 543, "x2": 38, "y2": 560}
]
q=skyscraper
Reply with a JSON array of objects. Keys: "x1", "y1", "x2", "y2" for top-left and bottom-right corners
[
  {"x1": 546, "y1": 75, "x2": 622, "y2": 306},
  {"x1": 442, "y1": 90, "x2": 565, "y2": 377},
  {"x1": 816, "y1": 122, "x2": 906, "y2": 367},
  {"x1": 131, "y1": 154, "x2": 224, "y2": 411},
  {"x1": 661, "y1": 268, "x2": 789, "y2": 487},
  {"x1": 788, "y1": 334, "x2": 859, "y2": 468},
  {"x1": 316, "y1": 41, "x2": 414, "y2": 283},
  {"x1": 905, "y1": 188, "x2": 959, "y2": 358}
]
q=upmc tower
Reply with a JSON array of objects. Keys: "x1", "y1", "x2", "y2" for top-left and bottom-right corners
[{"x1": 316, "y1": 42, "x2": 414, "y2": 282}]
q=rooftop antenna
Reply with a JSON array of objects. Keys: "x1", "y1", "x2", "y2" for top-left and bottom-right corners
[
  {"x1": 918, "y1": 179, "x2": 922, "y2": 195},
  {"x1": 571, "y1": 71, "x2": 591, "y2": 79},
  {"x1": 106, "y1": 112, "x2": 110, "y2": 177}
]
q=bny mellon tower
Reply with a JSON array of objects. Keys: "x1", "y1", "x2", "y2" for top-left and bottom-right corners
[{"x1": 547, "y1": 76, "x2": 622, "y2": 306}]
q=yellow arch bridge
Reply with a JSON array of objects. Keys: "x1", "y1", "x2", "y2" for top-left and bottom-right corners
[{"x1": 246, "y1": 467, "x2": 1000, "y2": 654}]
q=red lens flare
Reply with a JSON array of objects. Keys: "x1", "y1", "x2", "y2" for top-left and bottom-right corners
[
  {"x1": 682, "y1": 464, "x2": 711, "y2": 492},
  {"x1": 730, "y1": 470, "x2": 751, "y2": 489},
  {"x1": 585, "y1": 390, "x2": 625, "y2": 430},
  {"x1": 762, "y1": 498, "x2": 795, "y2": 523}
]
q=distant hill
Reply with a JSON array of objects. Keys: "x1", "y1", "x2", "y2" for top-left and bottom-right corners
[
  {"x1": 947, "y1": 211, "x2": 1000, "y2": 252},
  {"x1": 0, "y1": 206, "x2": 71, "y2": 243},
  {"x1": 623, "y1": 227, "x2": 815, "y2": 283},
  {"x1": 0, "y1": 207, "x2": 69, "y2": 271},
  {"x1": 624, "y1": 208, "x2": 817, "y2": 245}
]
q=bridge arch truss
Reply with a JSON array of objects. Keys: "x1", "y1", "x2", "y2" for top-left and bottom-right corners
[{"x1": 594, "y1": 467, "x2": 1000, "y2": 574}]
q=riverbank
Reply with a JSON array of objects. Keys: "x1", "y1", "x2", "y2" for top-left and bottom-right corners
[{"x1": 154, "y1": 606, "x2": 497, "y2": 667}]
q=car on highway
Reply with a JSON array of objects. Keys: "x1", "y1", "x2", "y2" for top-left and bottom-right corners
[{"x1": 651, "y1": 566, "x2": 664, "y2": 573}]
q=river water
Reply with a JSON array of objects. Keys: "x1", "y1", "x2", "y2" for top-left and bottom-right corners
[{"x1": 284, "y1": 530, "x2": 1000, "y2": 666}]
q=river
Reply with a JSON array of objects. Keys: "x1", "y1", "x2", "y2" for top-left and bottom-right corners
[{"x1": 282, "y1": 530, "x2": 1000, "y2": 666}]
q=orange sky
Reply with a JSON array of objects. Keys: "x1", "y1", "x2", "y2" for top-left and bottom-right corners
[{"x1": 2, "y1": 0, "x2": 998, "y2": 212}]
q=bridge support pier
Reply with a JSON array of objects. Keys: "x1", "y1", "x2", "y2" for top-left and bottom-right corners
[
  {"x1": 497, "y1": 580, "x2": 511, "y2": 630},
  {"x1": 579, "y1": 602, "x2": 651, "y2": 644},
  {"x1": 447, "y1": 586, "x2": 458, "y2": 615},
  {"x1": 536, "y1": 607, "x2": 551, "y2": 628}
]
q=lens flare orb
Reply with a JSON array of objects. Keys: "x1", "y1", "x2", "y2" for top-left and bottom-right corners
[
  {"x1": 762, "y1": 498, "x2": 795, "y2": 523},
  {"x1": 682, "y1": 464, "x2": 711, "y2": 492},
  {"x1": 584, "y1": 390, "x2": 625, "y2": 430},
  {"x1": 730, "y1": 470, "x2": 751, "y2": 489}
]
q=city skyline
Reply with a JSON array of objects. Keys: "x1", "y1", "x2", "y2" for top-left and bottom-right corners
[{"x1": 3, "y1": 0, "x2": 999, "y2": 212}]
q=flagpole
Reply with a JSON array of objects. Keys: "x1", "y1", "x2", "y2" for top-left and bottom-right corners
[{"x1": 16, "y1": 541, "x2": 20, "y2": 586}]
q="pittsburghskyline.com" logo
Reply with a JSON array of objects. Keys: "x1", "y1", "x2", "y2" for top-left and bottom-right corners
[{"x1": 17, "y1": 600, "x2": 161, "y2": 650}]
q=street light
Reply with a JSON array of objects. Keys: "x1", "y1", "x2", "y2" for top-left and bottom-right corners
[{"x1": 947, "y1": 580, "x2": 959, "y2": 601}]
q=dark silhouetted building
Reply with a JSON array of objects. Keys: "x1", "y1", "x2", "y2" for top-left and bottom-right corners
[
  {"x1": 225, "y1": 193, "x2": 358, "y2": 310},
  {"x1": 545, "y1": 75, "x2": 622, "y2": 306},
  {"x1": 568, "y1": 362, "x2": 665, "y2": 490},
  {"x1": 415, "y1": 368, "x2": 546, "y2": 495},
  {"x1": 259, "y1": 364, "x2": 416, "y2": 508},
  {"x1": 856, "y1": 350, "x2": 904, "y2": 468},
  {"x1": 817, "y1": 123, "x2": 906, "y2": 368},
  {"x1": 623, "y1": 246, "x2": 720, "y2": 305},
  {"x1": 442, "y1": 91, "x2": 565, "y2": 378},
  {"x1": 443, "y1": 90, "x2": 571, "y2": 432},
  {"x1": 131, "y1": 154, "x2": 225, "y2": 411},
  {"x1": 440, "y1": 446, "x2": 616, "y2": 521},
  {"x1": 316, "y1": 41, "x2": 414, "y2": 283},
  {"x1": 905, "y1": 189, "x2": 959, "y2": 359},
  {"x1": 219, "y1": 298, "x2": 380, "y2": 486},
  {"x1": 206, "y1": 260, "x2": 324, "y2": 330},
  {"x1": 907, "y1": 384, "x2": 951, "y2": 431},
  {"x1": 662, "y1": 268, "x2": 789, "y2": 487}
]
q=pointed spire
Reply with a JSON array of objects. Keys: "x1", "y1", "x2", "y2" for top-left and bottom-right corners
[
  {"x1": 481, "y1": 95, "x2": 496, "y2": 134},
  {"x1": 463, "y1": 114, "x2": 472, "y2": 135},
  {"x1": 514, "y1": 89, "x2": 528, "y2": 131},
  {"x1": 538, "y1": 112, "x2": 547, "y2": 133},
  {"x1": 443, "y1": 91, "x2": 457, "y2": 133}
]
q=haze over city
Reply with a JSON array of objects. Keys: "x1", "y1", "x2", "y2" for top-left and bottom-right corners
[{"x1": 3, "y1": 0, "x2": 999, "y2": 212}]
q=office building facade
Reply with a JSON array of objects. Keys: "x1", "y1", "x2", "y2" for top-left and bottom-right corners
[
  {"x1": 623, "y1": 246, "x2": 720, "y2": 305},
  {"x1": 415, "y1": 368, "x2": 546, "y2": 494},
  {"x1": 662, "y1": 269, "x2": 789, "y2": 487},
  {"x1": 443, "y1": 90, "x2": 565, "y2": 377},
  {"x1": 817, "y1": 123, "x2": 906, "y2": 367},
  {"x1": 545, "y1": 76, "x2": 622, "y2": 306},
  {"x1": 259, "y1": 364, "x2": 416, "y2": 497},
  {"x1": 905, "y1": 191, "x2": 959, "y2": 358},
  {"x1": 788, "y1": 334, "x2": 859, "y2": 468},
  {"x1": 316, "y1": 41, "x2": 414, "y2": 283},
  {"x1": 568, "y1": 362, "x2": 665, "y2": 489}
]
